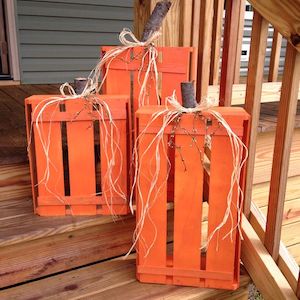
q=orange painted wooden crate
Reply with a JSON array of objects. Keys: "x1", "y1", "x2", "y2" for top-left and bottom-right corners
[
  {"x1": 135, "y1": 106, "x2": 250, "y2": 290},
  {"x1": 102, "y1": 46, "x2": 196, "y2": 112},
  {"x1": 25, "y1": 95, "x2": 130, "y2": 216},
  {"x1": 102, "y1": 46, "x2": 196, "y2": 198}
]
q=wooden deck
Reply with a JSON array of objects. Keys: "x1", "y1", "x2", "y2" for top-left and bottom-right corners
[{"x1": 0, "y1": 83, "x2": 299, "y2": 297}]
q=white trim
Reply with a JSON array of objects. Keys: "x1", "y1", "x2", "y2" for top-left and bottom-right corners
[{"x1": 4, "y1": 0, "x2": 20, "y2": 81}]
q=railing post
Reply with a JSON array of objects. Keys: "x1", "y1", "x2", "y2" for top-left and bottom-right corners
[
  {"x1": 233, "y1": 0, "x2": 246, "y2": 84},
  {"x1": 264, "y1": 43, "x2": 300, "y2": 260},
  {"x1": 219, "y1": 0, "x2": 242, "y2": 106},
  {"x1": 268, "y1": 29, "x2": 282, "y2": 82},
  {"x1": 209, "y1": 0, "x2": 224, "y2": 85},
  {"x1": 243, "y1": 11, "x2": 269, "y2": 217}
]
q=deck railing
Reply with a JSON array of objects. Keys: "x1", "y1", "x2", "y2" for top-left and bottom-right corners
[{"x1": 135, "y1": 0, "x2": 300, "y2": 298}]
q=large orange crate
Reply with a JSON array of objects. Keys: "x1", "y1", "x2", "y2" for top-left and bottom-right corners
[
  {"x1": 135, "y1": 106, "x2": 250, "y2": 290},
  {"x1": 25, "y1": 95, "x2": 130, "y2": 216}
]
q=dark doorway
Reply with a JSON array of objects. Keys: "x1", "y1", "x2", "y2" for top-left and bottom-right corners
[{"x1": 0, "y1": 0, "x2": 10, "y2": 79}]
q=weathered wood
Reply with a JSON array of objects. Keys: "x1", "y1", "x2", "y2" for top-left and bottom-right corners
[
  {"x1": 265, "y1": 43, "x2": 300, "y2": 260},
  {"x1": 248, "y1": 0, "x2": 300, "y2": 52},
  {"x1": 0, "y1": 218, "x2": 135, "y2": 288},
  {"x1": 191, "y1": 0, "x2": 201, "y2": 48},
  {"x1": 0, "y1": 257, "x2": 251, "y2": 300},
  {"x1": 209, "y1": 0, "x2": 224, "y2": 85},
  {"x1": 268, "y1": 29, "x2": 282, "y2": 82},
  {"x1": 196, "y1": 0, "x2": 213, "y2": 99},
  {"x1": 241, "y1": 216, "x2": 298, "y2": 300},
  {"x1": 243, "y1": 11, "x2": 269, "y2": 216},
  {"x1": 219, "y1": 0, "x2": 241, "y2": 106},
  {"x1": 142, "y1": 0, "x2": 172, "y2": 42},
  {"x1": 233, "y1": 0, "x2": 245, "y2": 84},
  {"x1": 0, "y1": 163, "x2": 31, "y2": 202}
]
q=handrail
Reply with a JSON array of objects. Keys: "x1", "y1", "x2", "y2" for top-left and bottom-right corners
[{"x1": 248, "y1": 0, "x2": 300, "y2": 52}]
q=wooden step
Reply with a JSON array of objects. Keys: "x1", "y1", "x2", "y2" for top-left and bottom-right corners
[
  {"x1": 0, "y1": 256, "x2": 251, "y2": 300},
  {"x1": 0, "y1": 198, "x2": 135, "y2": 288}
]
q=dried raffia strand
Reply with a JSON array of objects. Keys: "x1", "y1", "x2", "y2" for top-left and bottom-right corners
[
  {"x1": 126, "y1": 91, "x2": 248, "y2": 258},
  {"x1": 28, "y1": 29, "x2": 162, "y2": 216}
]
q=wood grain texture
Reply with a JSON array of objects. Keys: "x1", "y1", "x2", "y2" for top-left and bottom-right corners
[
  {"x1": 233, "y1": 0, "x2": 245, "y2": 84},
  {"x1": 134, "y1": 0, "x2": 151, "y2": 40},
  {"x1": 0, "y1": 217, "x2": 135, "y2": 288},
  {"x1": 243, "y1": 11, "x2": 269, "y2": 216},
  {"x1": 219, "y1": 0, "x2": 241, "y2": 106},
  {"x1": 0, "y1": 257, "x2": 251, "y2": 300},
  {"x1": 268, "y1": 29, "x2": 282, "y2": 82},
  {"x1": 241, "y1": 216, "x2": 298, "y2": 300},
  {"x1": 209, "y1": 0, "x2": 224, "y2": 85},
  {"x1": 196, "y1": 0, "x2": 214, "y2": 99},
  {"x1": 265, "y1": 44, "x2": 300, "y2": 260},
  {"x1": 207, "y1": 82, "x2": 300, "y2": 106},
  {"x1": 248, "y1": 0, "x2": 300, "y2": 52}
]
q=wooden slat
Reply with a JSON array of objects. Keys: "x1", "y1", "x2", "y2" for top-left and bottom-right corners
[
  {"x1": 206, "y1": 135, "x2": 238, "y2": 289},
  {"x1": 180, "y1": 0, "x2": 193, "y2": 46},
  {"x1": 243, "y1": 11, "x2": 269, "y2": 216},
  {"x1": 137, "y1": 133, "x2": 168, "y2": 284},
  {"x1": 209, "y1": 0, "x2": 224, "y2": 85},
  {"x1": 65, "y1": 100, "x2": 96, "y2": 199},
  {"x1": 268, "y1": 29, "x2": 282, "y2": 82},
  {"x1": 265, "y1": 43, "x2": 300, "y2": 260},
  {"x1": 173, "y1": 134, "x2": 204, "y2": 286},
  {"x1": 31, "y1": 102, "x2": 65, "y2": 215},
  {"x1": 219, "y1": 0, "x2": 241, "y2": 106},
  {"x1": 191, "y1": 0, "x2": 201, "y2": 49},
  {"x1": 241, "y1": 215, "x2": 298, "y2": 300},
  {"x1": 196, "y1": 0, "x2": 214, "y2": 100},
  {"x1": 248, "y1": 0, "x2": 300, "y2": 52},
  {"x1": 233, "y1": 0, "x2": 245, "y2": 84}
]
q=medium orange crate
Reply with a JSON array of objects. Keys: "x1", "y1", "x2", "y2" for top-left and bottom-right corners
[
  {"x1": 25, "y1": 95, "x2": 130, "y2": 216},
  {"x1": 135, "y1": 106, "x2": 250, "y2": 290},
  {"x1": 102, "y1": 46, "x2": 196, "y2": 198},
  {"x1": 102, "y1": 46, "x2": 196, "y2": 112}
]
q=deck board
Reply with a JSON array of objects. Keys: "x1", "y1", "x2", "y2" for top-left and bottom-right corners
[{"x1": 0, "y1": 257, "x2": 251, "y2": 300}]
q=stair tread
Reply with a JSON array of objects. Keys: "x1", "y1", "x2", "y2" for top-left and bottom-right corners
[
  {"x1": 0, "y1": 257, "x2": 251, "y2": 300},
  {"x1": 0, "y1": 198, "x2": 130, "y2": 248}
]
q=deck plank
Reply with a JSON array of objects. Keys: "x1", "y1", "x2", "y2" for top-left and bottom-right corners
[{"x1": 0, "y1": 257, "x2": 251, "y2": 300}]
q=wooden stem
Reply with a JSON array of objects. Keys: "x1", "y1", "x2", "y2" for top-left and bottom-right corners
[
  {"x1": 181, "y1": 82, "x2": 197, "y2": 108},
  {"x1": 74, "y1": 78, "x2": 88, "y2": 94},
  {"x1": 141, "y1": 0, "x2": 172, "y2": 42}
]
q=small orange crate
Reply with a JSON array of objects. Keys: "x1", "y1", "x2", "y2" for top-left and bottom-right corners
[
  {"x1": 25, "y1": 95, "x2": 130, "y2": 216},
  {"x1": 135, "y1": 106, "x2": 250, "y2": 290}
]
